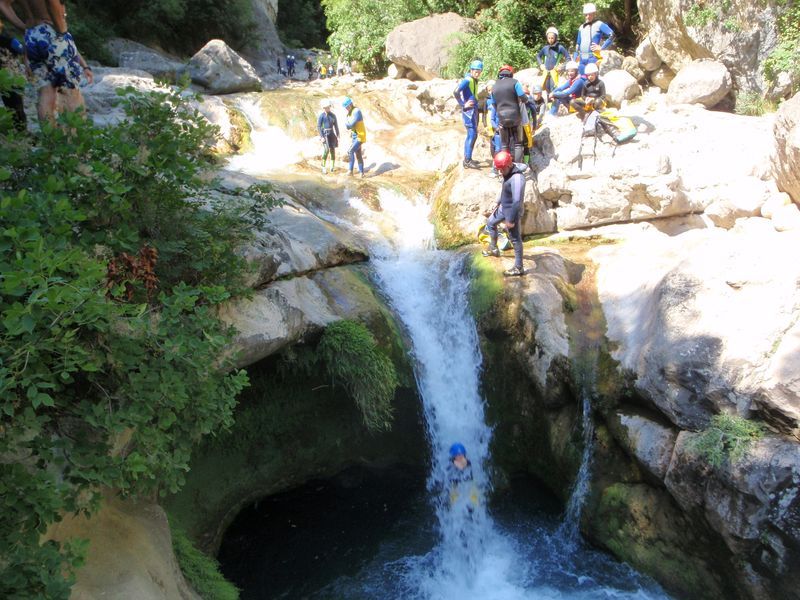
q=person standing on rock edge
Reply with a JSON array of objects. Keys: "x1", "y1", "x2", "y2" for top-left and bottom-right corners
[
  {"x1": 574, "y1": 3, "x2": 614, "y2": 75},
  {"x1": 0, "y1": 0, "x2": 93, "y2": 124},
  {"x1": 317, "y1": 98, "x2": 339, "y2": 174},
  {"x1": 453, "y1": 58, "x2": 483, "y2": 169},
  {"x1": 482, "y1": 150, "x2": 526, "y2": 277},
  {"x1": 536, "y1": 27, "x2": 570, "y2": 97},
  {"x1": 343, "y1": 96, "x2": 366, "y2": 177}
]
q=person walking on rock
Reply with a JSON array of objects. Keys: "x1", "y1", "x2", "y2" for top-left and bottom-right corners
[
  {"x1": 453, "y1": 59, "x2": 483, "y2": 169},
  {"x1": 317, "y1": 98, "x2": 339, "y2": 174},
  {"x1": 574, "y1": 3, "x2": 614, "y2": 75},
  {"x1": 343, "y1": 96, "x2": 366, "y2": 177},
  {"x1": 482, "y1": 150, "x2": 527, "y2": 277}
]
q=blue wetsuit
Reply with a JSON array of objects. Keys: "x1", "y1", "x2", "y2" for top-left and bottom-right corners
[
  {"x1": 454, "y1": 74, "x2": 479, "y2": 162},
  {"x1": 345, "y1": 107, "x2": 365, "y2": 174},
  {"x1": 485, "y1": 164, "x2": 526, "y2": 270},
  {"x1": 549, "y1": 75, "x2": 585, "y2": 115},
  {"x1": 486, "y1": 96, "x2": 501, "y2": 155},
  {"x1": 536, "y1": 43, "x2": 570, "y2": 93},
  {"x1": 574, "y1": 20, "x2": 614, "y2": 74}
]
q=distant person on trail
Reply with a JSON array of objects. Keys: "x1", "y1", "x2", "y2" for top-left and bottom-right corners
[
  {"x1": 549, "y1": 61, "x2": 584, "y2": 116},
  {"x1": 276, "y1": 56, "x2": 282, "y2": 75},
  {"x1": 0, "y1": 0, "x2": 93, "y2": 124},
  {"x1": 319, "y1": 63, "x2": 327, "y2": 79},
  {"x1": 343, "y1": 96, "x2": 366, "y2": 177},
  {"x1": 482, "y1": 150, "x2": 526, "y2": 277},
  {"x1": 570, "y1": 62, "x2": 605, "y2": 120},
  {"x1": 536, "y1": 27, "x2": 570, "y2": 96},
  {"x1": 493, "y1": 64, "x2": 528, "y2": 164},
  {"x1": 317, "y1": 98, "x2": 339, "y2": 174},
  {"x1": 305, "y1": 57, "x2": 313, "y2": 79},
  {"x1": 453, "y1": 59, "x2": 483, "y2": 169},
  {"x1": 575, "y1": 3, "x2": 614, "y2": 75},
  {"x1": 0, "y1": 18, "x2": 27, "y2": 130}
]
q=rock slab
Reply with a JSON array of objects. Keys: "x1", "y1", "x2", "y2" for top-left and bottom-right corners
[{"x1": 189, "y1": 40, "x2": 262, "y2": 94}]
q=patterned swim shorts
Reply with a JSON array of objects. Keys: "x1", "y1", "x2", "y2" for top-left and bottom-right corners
[{"x1": 24, "y1": 23, "x2": 84, "y2": 89}]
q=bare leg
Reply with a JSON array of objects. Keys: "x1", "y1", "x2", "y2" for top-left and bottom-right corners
[
  {"x1": 60, "y1": 87, "x2": 86, "y2": 115},
  {"x1": 37, "y1": 85, "x2": 58, "y2": 124}
]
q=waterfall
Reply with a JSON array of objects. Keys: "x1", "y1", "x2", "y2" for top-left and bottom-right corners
[{"x1": 558, "y1": 390, "x2": 595, "y2": 547}]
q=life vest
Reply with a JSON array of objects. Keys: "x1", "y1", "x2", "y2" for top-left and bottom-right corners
[
  {"x1": 578, "y1": 20, "x2": 606, "y2": 60},
  {"x1": 493, "y1": 77, "x2": 523, "y2": 127},
  {"x1": 348, "y1": 108, "x2": 367, "y2": 143}
]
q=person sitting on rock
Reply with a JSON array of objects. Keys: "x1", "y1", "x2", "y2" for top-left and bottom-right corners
[
  {"x1": 453, "y1": 59, "x2": 483, "y2": 169},
  {"x1": 317, "y1": 99, "x2": 339, "y2": 174},
  {"x1": 536, "y1": 26, "x2": 570, "y2": 97},
  {"x1": 343, "y1": 96, "x2": 366, "y2": 177},
  {"x1": 570, "y1": 62, "x2": 606, "y2": 121},
  {"x1": 549, "y1": 61, "x2": 584, "y2": 116},
  {"x1": 482, "y1": 150, "x2": 527, "y2": 277},
  {"x1": 574, "y1": 3, "x2": 614, "y2": 75}
]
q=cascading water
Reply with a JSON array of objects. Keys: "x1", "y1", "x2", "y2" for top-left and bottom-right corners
[
  {"x1": 217, "y1": 102, "x2": 672, "y2": 599},
  {"x1": 558, "y1": 390, "x2": 595, "y2": 547}
]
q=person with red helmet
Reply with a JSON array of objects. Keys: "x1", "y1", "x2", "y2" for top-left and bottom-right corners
[{"x1": 481, "y1": 150, "x2": 527, "y2": 276}]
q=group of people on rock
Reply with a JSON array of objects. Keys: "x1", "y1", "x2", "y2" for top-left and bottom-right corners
[
  {"x1": 455, "y1": 2, "x2": 614, "y2": 172},
  {"x1": 0, "y1": 0, "x2": 93, "y2": 128},
  {"x1": 316, "y1": 95, "x2": 366, "y2": 177}
]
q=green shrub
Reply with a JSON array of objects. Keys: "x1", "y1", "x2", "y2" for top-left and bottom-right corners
[
  {"x1": 689, "y1": 414, "x2": 765, "y2": 468},
  {"x1": 735, "y1": 91, "x2": 778, "y2": 116},
  {"x1": 685, "y1": 3, "x2": 717, "y2": 28},
  {"x1": 0, "y1": 84, "x2": 279, "y2": 596},
  {"x1": 171, "y1": 525, "x2": 239, "y2": 600},
  {"x1": 764, "y1": 2, "x2": 800, "y2": 93},
  {"x1": 282, "y1": 321, "x2": 398, "y2": 431}
]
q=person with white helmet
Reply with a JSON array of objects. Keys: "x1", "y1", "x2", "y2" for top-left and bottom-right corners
[
  {"x1": 453, "y1": 58, "x2": 484, "y2": 169},
  {"x1": 549, "y1": 60, "x2": 584, "y2": 116},
  {"x1": 529, "y1": 83, "x2": 547, "y2": 126},
  {"x1": 574, "y1": 3, "x2": 614, "y2": 75},
  {"x1": 317, "y1": 99, "x2": 340, "y2": 174},
  {"x1": 536, "y1": 26, "x2": 570, "y2": 96},
  {"x1": 570, "y1": 62, "x2": 606, "y2": 120}
]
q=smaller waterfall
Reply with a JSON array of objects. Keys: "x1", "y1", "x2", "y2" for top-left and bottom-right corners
[{"x1": 558, "y1": 390, "x2": 595, "y2": 547}]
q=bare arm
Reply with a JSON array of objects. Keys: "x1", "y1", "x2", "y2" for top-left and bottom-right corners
[
  {"x1": 46, "y1": 0, "x2": 66, "y2": 32},
  {"x1": 0, "y1": 0, "x2": 28, "y2": 30}
]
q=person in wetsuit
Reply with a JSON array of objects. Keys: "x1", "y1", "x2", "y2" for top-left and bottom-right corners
[
  {"x1": 453, "y1": 59, "x2": 483, "y2": 169},
  {"x1": 317, "y1": 98, "x2": 339, "y2": 174}
]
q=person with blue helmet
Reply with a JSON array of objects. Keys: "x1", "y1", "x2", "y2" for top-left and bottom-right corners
[
  {"x1": 453, "y1": 58, "x2": 483, "y2": 169},
  {"x1": 447, "y1": 443, "x2": 479, "y2": 509},
  {"x1": 342, "y1": 96, "x2": 366, "y2": 177},
  {"x1": 574, "y1": 3, "x2": 614, "y2": 75}
]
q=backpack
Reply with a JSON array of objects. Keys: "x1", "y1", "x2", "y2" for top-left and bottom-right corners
[{"x1": 597, "y1": 109, "x2": 637, "y2": 144}]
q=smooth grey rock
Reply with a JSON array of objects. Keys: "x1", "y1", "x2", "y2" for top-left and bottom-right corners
[
  {"x1": 189, "y1": 40, "x2": 262, "y2": 94},
  {"x1": 650, "y1": 64, "x2": 676, "y2": 91},
  {"x1": 603, "y1": 69, "x2": 642, "y2": 107},
  {"x1": 636, "y1": 37, "x2": 662, "y2": 72},
  {"x1": 667, "y1": 59, "x2": 732, "y2": 108},
  {"x1": 609, "y1": 411, "x2": 678, "y2": 481}
]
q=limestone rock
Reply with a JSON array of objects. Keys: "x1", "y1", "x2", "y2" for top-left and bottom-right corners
[
  {"x1": 46, "y1": 494, "x2": 200, "y2": 600},
  {"x1": 385, "y1": 12, "x2": 479, "y2": 80},
  {"x1": 598, "y1": 50, "x2": 624, "y2": 75},
  {"x1": 773, "y1": 91, "x2": 800, "y2": 203},
  {"x1": 220, "y1": 265, "x2": 380, "y2": 368},
  {"x1": 650, "y1": 64, "x2": 676, "y2": 91},
  {"x1": 387, "y1": 63, "x2": 407, "y2": 79},
  {"x1": 622, "y1": 56, "x2": 646, "y2": 84},
  {"x1": 242, "y1": 0, "x2": 284, "y2": 65},
  {"x1": 603, "y1": 69, "x2": 642, "y2": 107},
  {"x1": 667, "y1": 59, "x2": 732, "y2": 108},
  {"x1": 608, "y1": 411, "x2": 677, "y2": 481},
  {"x1": 592, "y1": 225, "x2": 800, "y2": 433},
  {"x1": 636, "y1": 37, "x2": 662, "y2": 72},
  {"x1": 639, "y1": 0, "x2": 783, "y2": 97},
  {"x1": 118, "y1": 50, "x2": 186, "y2": 82},
  {"x1": 702, "y1": 178, "x2": 769, "y2": 229},
  {"x1": 81, "y1": 67, "x2": 166, "y2": 127},
  {"x1": 760, "y1": 192, "x2": 792, "y2": 219},
  {"x1": 189, "y1": 40, "x2": 262, "y2": 94},
  {"x1": 772, "y1": 202, "x2": 800, "y2": 232}
]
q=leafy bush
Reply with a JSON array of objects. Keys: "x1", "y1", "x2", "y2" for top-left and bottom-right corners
[
  {"x1": 0, "y1": 84, "x2": 278, "y2": 596},
  {"x1": 689, "y1": 414, "x2": 765, "y2": 468},
  {"x1": 171, "y1": 525, "x2": 239, "y2": 600},
  {"x1": 764, "y1": 2, "x2": 800, "y2": 93},
  {"x1": 281, "y1": 321, "x2": 398, "y2": 431},
  {"x1": 734, "y1": 91, "x2": 778, "y2": 116}
]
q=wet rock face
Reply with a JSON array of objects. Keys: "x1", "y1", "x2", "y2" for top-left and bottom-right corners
[{"x1": 385, "y1": 12, "x2": 479, "y2": 80}]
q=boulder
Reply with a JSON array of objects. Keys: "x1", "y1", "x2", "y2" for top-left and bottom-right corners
[
  {"x1": 602, "y1": 69, "x2": 641, "y2": 107},
  {"x1": 241, "y1": 0, "x2": 284, "y2": 65},
  {"x1": 385, "y1": 12, "x2": 479, "y2": 80},
  {"x1": 636, "y1": 37, "x2": 662, "y2": 72},
  {"x1": 46, "y1": 493, "x2": 200, "y2": 600},
  {"x1": 514, "y1": 68, "x2": 540, "y2": 88},
  {"x1": 622, "y1": 56, "x2": 646, "y2": 84},
  {"x1": 667, "y1": 59, "x2": 732, "y2": 108},
  {"x1": 650, "y1": 64, "x2": 676, "y2": 91},
  {"x1": 118, "y1": 50, "x2": 186, "y2": 82},
  {"x1": 598, "y1": 50, "x2": 624, "y2": 75},
  {"x1": 639, "y1": 0, "x2": 783, "y2": 97},
  {"x1": 607, "y1": 411, "x2": 678, "y2": 481},
  {"x1": 773, "y1": 91, "x2": 800, "y2": 203},
  {"x1": 702, "y1": 178, "x2": 770, "y2": 229},
  {"x1": 189, "y1": 39, "x2": 262, "y2": 94},
  {"x1": 81, "y1": 67, "x2": 166, "y2": 127},
  {"x1": 760, "y1": 192, "x2": 792, "y2": 219},
  {"x1": 772, "y1": 202, "x2": 800, "y2": 232},
  {"x1": 387, "y1": 63, "x2": 407, "y2": 79}
]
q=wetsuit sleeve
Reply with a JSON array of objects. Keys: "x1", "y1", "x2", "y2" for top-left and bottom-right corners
[
  {"x1": 559, "y1": 45, "x2": 570, "y2": 63},
  {"x1": 551, "y1": 79, "x2": 570, "y2": 97},
  {"x1": 453, "y1": 78, "x2": 469, "y2": 107},
  {"x1": 563, "y1": 77, "x2": 585, "y2": 97},
  {"x1": 332, "y1": 114, "x2": 339, "y2": 138},
  {"x1": 490, "y1": 102, "x2": 499, "y2": 129},
  {"x1": 317, "y1": 113, "x2": 325, "y2": 137},
  {"x1": 599, "y1": 23, "x2": 615, "y2": 49},
  {"x1": 503, "y1": 173, "x2": 525, "y2": 223},
  {"x1": 513, "y1": 80, "x2": 528, "y2": 103},
  {"x1": 574, "y1": 31, "x2": 581, "y2": 61},
  {"x1": 536, "y1": 46, "x2": 546, "y2": 68}
]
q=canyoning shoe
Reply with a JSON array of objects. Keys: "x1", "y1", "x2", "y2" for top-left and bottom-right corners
[
  {"x1": 348, "y1": 171, "x2": 354, "y2": 176},
  {"x1": 322, "y1": 166, "x2": 327, "y2": 174},
  {"x1": 463, "y1": 159, "x2": 480, "y2": 169},
  {"x1": 482, "y1": 248, "x2": 500, "y2": 257},
  {"x1": 503, "y1": 266, "x2": 526, "y2": 277}
]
